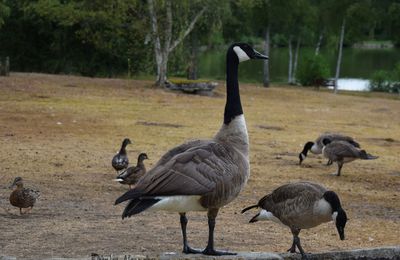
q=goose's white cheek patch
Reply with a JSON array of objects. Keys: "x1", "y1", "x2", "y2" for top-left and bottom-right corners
[
  {"x1": 233, "y1": 46, "x2": 250, "y2": 62},
  {"x1": 332, "y1": 211, "x2": 338, "y2": 222}
]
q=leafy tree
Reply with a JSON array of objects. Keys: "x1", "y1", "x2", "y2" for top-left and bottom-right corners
[
  {"x1": 298, "y1": 54, "x2": 329, "y2": 86},
  {"x1": 388, "y1": 2, "x2": 400, "y2": 46},
  {"x1": 147, "y1": 0, "x2": 206, "y2": 86},
  {"x1": 0, "y1": 0, "x2": 10, "y2": 28}
]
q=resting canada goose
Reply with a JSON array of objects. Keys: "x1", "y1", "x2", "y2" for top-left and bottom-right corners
[
  {"x1": 115, "y1": 43, "x2": 268, "y2": 255},
  {"x1": 322, "y1": 139, "x2": 378, "y2": 176},
  {"x1": 112, "y1": 138, "x2": 132, "y2": 172},
  {"x1": 299, "y1": 133, "x2": 360, "y2": 165},
  {"x1": 242, "y1": 181, "x2": 347, "y2": 258},
  {"x1": 9, "y1": 177, "x2": 40, "y2": 215},
  {"x1": 114, "y1": 153, "x2": 149, "y2": 189}
]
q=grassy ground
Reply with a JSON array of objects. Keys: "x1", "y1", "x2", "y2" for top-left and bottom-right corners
[{"x1": 0, "y1": 73, "x2": 399, "y2": 259}]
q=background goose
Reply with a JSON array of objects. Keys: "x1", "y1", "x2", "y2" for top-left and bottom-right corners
[
  {"x1": 112, "y1": 138, "x2": 131, "y2": 172},
  {"x1": 115, "y1": 43, "x2": 268, "y2": 256},
  {"x1": 114, "y1": 153, "x2": 148, "y2": 189},
  {"x1": 9, "y1": 177, "x2": 40, "y2": 215},
  {"x1": 322, "y1": 139, "x2": 378, "y2": 176},
  {"x1": 299, "y1": 133, "x2": 360, "y2": 165},
  {"x1": 242, "y1": 181, "x2": 347, "y2": 258}
]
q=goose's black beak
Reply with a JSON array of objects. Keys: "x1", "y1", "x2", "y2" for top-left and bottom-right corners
[
  {"x1": 337, "y1": 226, "x2": 345, "y2": 240},
  {"x1": 253, "y1": 50, "x2": 268, "y2": 60}
]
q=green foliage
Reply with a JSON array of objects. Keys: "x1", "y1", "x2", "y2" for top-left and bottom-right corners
[
  {"x1": 298, "y1": 54, "x2": 330, "y2": 86},
  {"x1": 388, "y1": 3, "x2": 400, "y2": 46},
  {"x1": 0, "y1": 0, "x2": 399, "y2": 79},
  {"x1": 370, "y1": 70, "x2": 392, "y2": 92},
  {"x1": 369, "y1": 64, "x2": 400, "y2": 94},
  {"x1": 0, "y1": 0, "x2": 10, "y2": 28}
]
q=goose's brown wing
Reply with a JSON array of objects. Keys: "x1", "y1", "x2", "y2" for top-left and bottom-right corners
[
  {"x1": 133, "y1": 140, "x2": 239, "y2": 196},
  {"x1": 259, "y1": 182, "x2": 325, "y2": 221},
  {"x1": 325, "y1": 141, "x2": 361, "y2": 160}
]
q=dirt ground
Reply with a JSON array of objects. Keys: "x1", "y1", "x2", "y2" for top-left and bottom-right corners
[{"x1": 0, "y1": 73, "x2": 399, "y2": 259}]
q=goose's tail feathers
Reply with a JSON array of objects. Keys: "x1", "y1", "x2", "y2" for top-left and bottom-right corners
[
  {"x1": 360, "y1": 150, "x2": 378, "y2": 160},
  {"x1": 241, "y1": 204, "x2": 258, "y2": 214}
]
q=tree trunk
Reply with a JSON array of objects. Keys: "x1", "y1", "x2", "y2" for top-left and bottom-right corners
[
  {"x1": 292, "y1": 35, "x2": 301, "y2": 83},
  {"x1": 315, "y1": 32, "x2": 323, "y2": 55},
  {"x1": 187, "y1": 32, "x2": 198, "y2": 80},
  {"x1": 334, "y1": 18, "x2": 346, "y2": 94},
  {"x1": 147, "y1": 0, "x2": 206, "y2": 87},
  {"x1": 263, "y1": 25, "x2": 270, "y2": 87},
  {"x1": 288, "y1": 35, "x2": 293, "y2": 84}
]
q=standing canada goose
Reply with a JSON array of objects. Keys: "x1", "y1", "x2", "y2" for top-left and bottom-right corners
[
  {"x1": 115, "y1": 43, "x2": 268, "y2": 255},
  {"x1": 114, "y1": 153, "x2": 149, "y2": 189},
  {"x1": 322, "y1": 139, "x2": 378, "y2": 176},
  {"x1": 9, "y1": 177, "x2": 40, "y2": 215},
  {"x1": 299, "y1": 133, "x2": 360, "y2": 165},
  {"x1": 242, "y1": 181, "x2": 347, "y2": 258},
  {"x1": 112, "y1": 138, "x2": 132, "y2": 172}
]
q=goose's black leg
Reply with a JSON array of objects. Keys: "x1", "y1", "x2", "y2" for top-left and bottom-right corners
[
  {"x1": 287, "y1": 239, "x2": 297, "y2": 253},
  {"x1": 337, "y1": 161, "x2": 343, "y2": 176},
  {"x1": 202, "y1": 208, "x2": 236, "y2": 256},
  {"x1": 291, "y1": 228, "x2": 308, "y2": 259},
  {"x1": 326, "y1": 159, "x2": 332, "y2": 166},
  {"x1": 180, "y1": 213, "x2": 201, "y2": 254},
  {"x1": 287, "y1": 236, "x2": 297, "y2": 253},
  {"x1": 288, "y1": 228, "x2": 300, "y2": 253}
]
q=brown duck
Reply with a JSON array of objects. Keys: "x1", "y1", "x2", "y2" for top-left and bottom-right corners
[
  {"x1": 114, "y1": 153, "x2": 148, "y2": 189},
  {"x1": 9, "y1": 177, "x2": 40, "y2": 215}
]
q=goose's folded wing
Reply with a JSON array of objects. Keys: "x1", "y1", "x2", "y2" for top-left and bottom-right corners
[
  {"x1": 329, "y1": 142, "x2": 360, "y2": 158},
  {"x1": 267, "y1": 189, "x2": 320, "y2": 221},
  {"x1": 133, "y1": 141, "x2": 238, "y2": 196}
]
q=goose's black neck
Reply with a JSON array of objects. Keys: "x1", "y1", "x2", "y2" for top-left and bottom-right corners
[
  {"x1": 324, "y1": 191, "x2": 342, "y2": 212},
  {"x1": 301, "y1": 142, "x2": 314, "y2": 156},
  {"x1": 224, "y1": 49, "x2": 243, "y2": 125}
]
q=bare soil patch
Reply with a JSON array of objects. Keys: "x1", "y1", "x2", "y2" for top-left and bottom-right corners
[{"x1": 0, "y1": 73, "x2": 399, "y2": 259}]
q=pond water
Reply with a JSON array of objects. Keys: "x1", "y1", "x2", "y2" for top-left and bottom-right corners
[{"x1": 198, "y1": 46, "x2": 400, "y2": 91}]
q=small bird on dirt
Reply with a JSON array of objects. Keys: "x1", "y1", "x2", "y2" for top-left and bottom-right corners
[
  {"x1": 242, "y1": 181, "x2": 348, "y2": 259},
  {"x1": 112, "y1": 138, "x2": 132, "y2": 172},
  {"x1": 299, "y1": 133, "x2": 360, "y2": 165},
  {"x1": 322, "y1": 139, "x2": 378, "y2": 176},
  {"x1": 9, "y1": 177, "x2": 40, "y2": 215},
  {"x1": 114, "y1": 153, "x2": 149, "y2": 189}
]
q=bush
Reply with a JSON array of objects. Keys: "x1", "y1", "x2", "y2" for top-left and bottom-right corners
[
  {"x1": 369, "y1": 70, "x2": 392, "y2": 92},
  {"x1": 369, "y1": 65, "x2": 400, "y2": 94},
  {"x1": 298, "y1": 55, "x2": 330, "y2": 86}
]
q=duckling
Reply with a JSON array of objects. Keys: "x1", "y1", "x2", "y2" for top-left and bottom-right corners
[
  {"x1": 114, "y1": 153, "x2": 148, "y2": 189},
  {"x1": 112, "y1": 138, "x2": 132, "y2": 172},
  {"x1": 242, "y1": 181, "x2": 347, "y2": 258},
  {"x1": 299, "y1": 133, "x2": 360, "y2": 165},
  {"x1": 9, "y1": 177, "x2": 40, "y2": 215},
  {"x1": 322, "y1": 139, "x2": 378, "y2": 176}
]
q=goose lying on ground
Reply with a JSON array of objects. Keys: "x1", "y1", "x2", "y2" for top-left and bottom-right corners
[
  {"x1": 114, "y1": 153, "x2": 148, "y2": 189},
  {"x1": 115, "y1": 43, "x2": 268, "y2": 255},
  {"x1": 9, "y1": 177, "x2": 40, "y2": 215},
  {"x1": 322, "y1": 139, "x2": 378, "y2": 176},
  {"x1": 299, "y1": 133, "x2": 360, "y2": 165},
  {"x1": 112, "y1": 138, "x2": 131, "y2": 172},
  {"x1": 242, "y1": 181, "x2": 347, "y2": 258}
]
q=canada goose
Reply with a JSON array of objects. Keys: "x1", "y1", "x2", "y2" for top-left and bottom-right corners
[
  {"x1": 9, "y1": 177, "x2": 40, "y2": 215},
  {"x1": 115, "y1": 43, "x2": 268, "y2": 255},
  {"x1": 114, "y1": 153, "x2": 149, "y2": 189},
  {"x1": 112, "y1": 138, "x2": 132, "y2": 172},
  {"x1": 299, "y1": 133, "x2": 360, "y2": 165},
  {"x1": 242, "y1": 181, "x2": 347, "y2": 258},
  {"x1": 322, "y1": 139, "x2": 378, "y2": 176}
]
